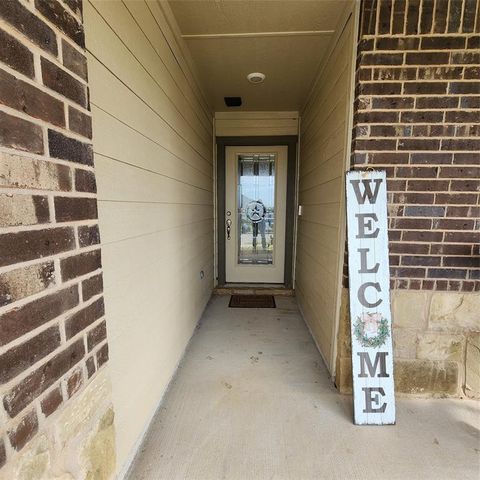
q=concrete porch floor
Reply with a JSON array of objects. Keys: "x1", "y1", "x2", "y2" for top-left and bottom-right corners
[{"x1": 127, "y1": 295, "x2": 480, "y2": 480}]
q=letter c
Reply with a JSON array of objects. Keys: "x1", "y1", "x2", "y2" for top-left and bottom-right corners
[{"x1": 358, "y1": 282, "x2": 382, "y2": 308}]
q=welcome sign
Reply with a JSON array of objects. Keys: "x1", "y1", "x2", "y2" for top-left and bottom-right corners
[{"x1": 346, "y1": 170, "x2": 395, "y2": 425}]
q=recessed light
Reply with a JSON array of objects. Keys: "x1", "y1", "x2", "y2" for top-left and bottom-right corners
[{"x1": 247, "y1": 72, "x2": 266, "y2": 84}]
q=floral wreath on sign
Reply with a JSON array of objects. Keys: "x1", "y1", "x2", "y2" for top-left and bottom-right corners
[{"x1": 354, "y1": 312, "x2": 390, "y2": 348}]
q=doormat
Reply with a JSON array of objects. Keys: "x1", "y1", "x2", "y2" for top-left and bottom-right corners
[{"x1": 229, "y1": 295, "x2": 276, "y2": 308}]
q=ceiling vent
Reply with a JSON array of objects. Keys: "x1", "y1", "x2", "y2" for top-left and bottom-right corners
[{"x1": 224, "y1": 97, "x2": 242, "y2": 107}]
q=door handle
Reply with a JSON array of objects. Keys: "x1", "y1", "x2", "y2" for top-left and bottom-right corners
[{"x1": 226, "y1": 218, "x2": 232, "y2": 240}]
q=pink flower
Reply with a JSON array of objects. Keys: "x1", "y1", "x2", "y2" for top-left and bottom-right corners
[{"x1": 362, "y1": 313, "x2": 382, "y2": 337}]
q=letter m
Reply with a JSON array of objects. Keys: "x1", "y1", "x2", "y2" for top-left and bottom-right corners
[
  {"x1": 350, "y1": 179, "x2": 382, "y2": 204},
  {"x1": 357, "y1": 352, "x2": 390, "y2": 378}
]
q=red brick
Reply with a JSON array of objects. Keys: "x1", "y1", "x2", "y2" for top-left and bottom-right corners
[
  {"x1": 371, "y1": 96, "x2": 415, "y2": 109},
  {"x1": 406, "y1": 52, "x2": 450, "y2": 64},
  {"x1": 82, "y1": 274, "x2": 103, "y2": 301},
  {"x1": 410, "y1": 153, "x2": 452, "y2": 164},
  {"x1": 355, "y1": 139, "x2": 397, "y2": 151},
  {"x1": 78, "y1": 224, "x2": 100, "y2": 247},
  {"x1": 403, "y1": 82, "x2": 448, "y2": 94},
  {"x1": 392, "y1": 0, "x2": 406, "y2": 34},
  {"x1": 75, "y1": 169, "x2": 96, "y2": 193},
  {"x1": 3, "y1": 339, "x2": 85, "y2": 417},
  {"x1": 436, "y1": 193, "x2": 478, "y2": 205},
  {"x1": 447, "y1": 0, "x2": 463, "y2": 33},
  {"x1": 64, "y1": 0, "x2": 83, "y2": 17},
  {"x1": 35, "y1": 0, "x2": 84, "y2": 47},
  {"x1": 40, "y1": 386, "x2": 63, "y2": 417},
  {"x1": 393, "y1": 218, "x2": 432, "y2": 229},
  {"x1": 449, "y1": 82, "x2": 479, "y2": 94},
  {"x1": 417, "y1": 66, "x2": 463, "y2": 80},
  {"x1": 86, "y1": 356, "x2": 96, "y2": 378},
  {"x1": 451, "y1": 52, "x2": 480, "y2": 64},
  {"x1": 369, "y1": 152, "x2": 409, "y2": 164},
  {"x1": 421, "y1": 36, "x2": 465, "y2": 49},
  {"x1": 0, "y1": 326, "x2": 61, "y2": 383},
  {"x1": 0, "y1": 110, "x2": 43, "y2": 154},
  {"x1": 441, "y1": 139, "x2": 480, "y2": 151},
  {"x1": 61, "y1": 249, "x2": 101, "y2": 282},
  {"x1": 96, "y1": 343, "x2": 109, "y2": 368},
  {"x1": 361, "y1": 53, "x2": 404, "y2": 66},
  {"x1": 433, "y1": 0, "x2": 448, "y2": 33},
  {"x1": 453, "y1": 153, "x2": 480, "y2": 164},
  {"x1": 41, "y1": 57, "x2": 87, "y2": 107},
  {"x1": 463, "y1": 0, "x2": 477, "y2": 32},
  {"x1": 0, "y1": 286, "x2": 79, "y2": 347},
  {"x1": 397, "y1": 167, "x2": 438, "y2": 178},
  {"x1": 372, "y1": 67, "x2": 417, "y2": 80},
  {"x1": 403, "y1": 230, "x2": 443, "y2": 242},
  {"x1": 401, "y1": 255, "x2": 441, "y2": 266},
  {"x1": 48, "y1": 129, "x2": 93, "y2": 165},
  {"x1": 428, "y1": 268, "x2": 467, "y2": 279},
  {"x1": 450, "y1": 180, "x2": 480, "y2": 192},
  {"x1": 419, "y1": 0, "x2": 434, "y2": 33},
  {"x1": 443, "y1": 257, "x2": 479, "y2": 268},
  {"x1": 54, "y1": 197, "x2": 97, "y2": 222},
  {"x1": 0, "y1": 227, "x2": 75, "y2": 268},
  {"x1": 401, "y1": 111, "x2": 443, "y2": 123},
  {"x1": 393, "y1": 192, "x2": 435, "y2": 204},
  {"x1": 398, "y1": 139, "x2": 440, "y2": 150},
  {"x1": 407, "y1": 180, "x2": 449, "y2": 192},
  {"x1": 0, "y1": 0, "x2": 57, "y2": 55},
  {"x1": 0, "y1": 28, "x2": 34, "y2": 77},
  {"x1": 376, "y1": 37, "x2": 419, "y2": 50},
  {"x1": 445, "y1": 111, "x2": 479, "y2": 123},
  {"x1": 359, "y1": 82, "x2": 403, "y2": 95},
  {"x1": 65, "y1": 297, "x2": 104, "y2": 339},
  {"x1": 446, "y1": 206, "x2": 480, "y2": 217},
  {"x1": 390, "y1": 242, "x2": 430, "y2": 254},
  {"x1": 406, "y1": 0, "x2": 420, "y2": 34},
  {"x1": 444, "y1": 232, "x2": 479, "y2": 243},
  {"x1": 431, "y1": 244, "x2": 472, "y2": 255},
  {"x1": 8, "y1": 410, "x2": 38, "y2": 451},
  {"x1": 0, "y1": 69, "x2": 65, "y2": 127},
  {"x1": 87, "y1": 320, "x2": 107, "y2": 352},
  {"x1": 66, "y1": 367, "x2": 83, "y2": 397},
  {"x1": 392, "y1": 267, "x2": 426, "y2": 278},
  {"x1": 68, "y1": 106, "x2": 92, "y2": 139},
  {"x1": 62, "y1": 40, "x2": 87, "y2": 80}
]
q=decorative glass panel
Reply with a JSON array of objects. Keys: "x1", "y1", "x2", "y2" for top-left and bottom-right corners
[{"x1": 237, "y1": 154, "x2": 276, "y2": 265}]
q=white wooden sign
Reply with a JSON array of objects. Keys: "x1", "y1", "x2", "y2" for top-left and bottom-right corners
[{"x1": 345, "y1": 170, "x2": 395, "y2": 425}]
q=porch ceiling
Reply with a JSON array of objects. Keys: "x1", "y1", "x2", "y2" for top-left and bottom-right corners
[{"x1": 167, "y1": 0, "x2": 352, "y2": 112}]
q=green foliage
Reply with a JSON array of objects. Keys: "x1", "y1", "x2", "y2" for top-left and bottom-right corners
[{"x1": 353, "y1": 316, "x2": 390, "y2": 348}]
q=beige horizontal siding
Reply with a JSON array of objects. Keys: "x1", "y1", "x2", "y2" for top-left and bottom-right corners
[
  {"x1": 215, "y1": 111, "x2": 299, "y2": 136},
  {"x1": 296, "y1": 11, "x2": 354, "y2": 373},
  {"x1": 85, "y1": 0, "x2": 213, "y2": 473}
]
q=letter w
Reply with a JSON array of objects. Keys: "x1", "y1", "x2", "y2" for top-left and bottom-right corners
[
  {"x1": 357, "y1": 352, "x2": 390, "y2": 378},
  {"x1": 350, "y1": 179, "x2": 382, "y2": 204}
]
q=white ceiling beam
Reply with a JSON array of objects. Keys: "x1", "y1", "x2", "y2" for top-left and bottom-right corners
[{"x1": 181, "y1": 30, "x2": 334, "y2": 39}]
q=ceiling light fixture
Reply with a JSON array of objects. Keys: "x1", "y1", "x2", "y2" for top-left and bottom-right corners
[{"x1": 247, "y1": 72, "x2": 266, "y2": 84}]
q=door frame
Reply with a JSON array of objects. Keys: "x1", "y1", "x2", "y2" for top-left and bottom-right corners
[{"x1": 216, "y1": 136, "x2": 298, "y2": 287}]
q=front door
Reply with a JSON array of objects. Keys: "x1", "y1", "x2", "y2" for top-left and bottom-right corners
[{"x1": 225, "y1": 146, "x2": 288, "y2": 283}]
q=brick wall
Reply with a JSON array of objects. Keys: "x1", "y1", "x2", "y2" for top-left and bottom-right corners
[
  {"x1": 336, "y1": 0, "x2": 479, "y2": 399},
  {"x1": 350, "y1": 0, "x2": 479, "y2": 292},
  {"x1": 0, "y1": 0, "x2": 109, "y2": 470}
]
